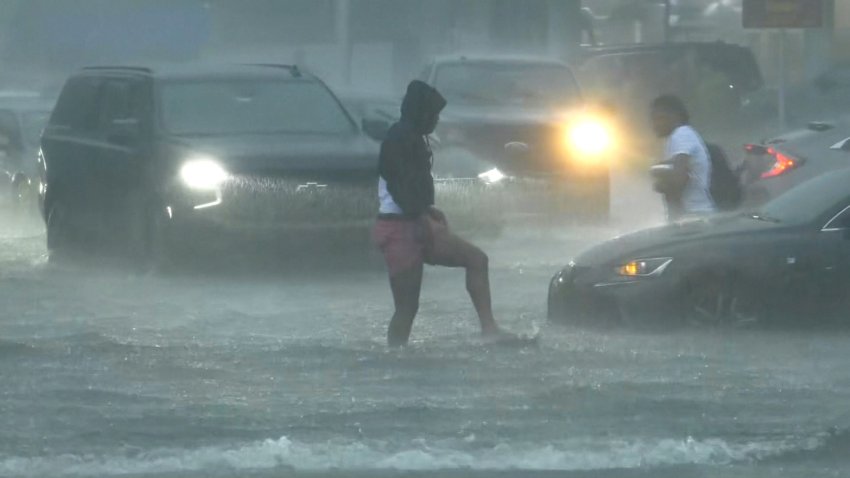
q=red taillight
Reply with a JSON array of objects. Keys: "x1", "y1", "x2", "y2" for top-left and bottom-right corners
[{"x1": 760, "y1": 147, "x2": 799, "y2": 179}]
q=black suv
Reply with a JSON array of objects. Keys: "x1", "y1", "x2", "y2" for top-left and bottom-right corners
[{"x1": 39, "y1": 65, "x2": 382, "y2": 263}]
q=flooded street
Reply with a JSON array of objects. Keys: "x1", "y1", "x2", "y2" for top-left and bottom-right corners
[{"x1": 1, "y1": 176, "x2": 849, "y2": 478}]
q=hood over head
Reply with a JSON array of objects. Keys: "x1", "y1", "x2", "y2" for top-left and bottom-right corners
[{"x1": 400, "y1": 80, "x2": 447, "y2": 135}]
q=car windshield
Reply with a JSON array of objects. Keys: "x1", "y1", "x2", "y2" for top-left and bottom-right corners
[
  {"x1": 755, "y1": 171, "x2": 850, "y2": 225},
  {"x1": 434, "y1": 62, "x2": 581, "y2": 108},
  {"x1": 21, "y1": 111, "x2": 50, "y2": 147},
  {"x1": 160, "y1": 79, "x2": 354, "y2": 136}
]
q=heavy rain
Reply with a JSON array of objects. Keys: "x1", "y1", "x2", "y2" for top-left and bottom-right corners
[{"x1": 1, "y1": 1, "x2": 849, "y2": 477}]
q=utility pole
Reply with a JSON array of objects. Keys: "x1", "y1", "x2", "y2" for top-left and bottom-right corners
[{"x1": 664, "y1": 0, "x2": 671, "y2": 42}]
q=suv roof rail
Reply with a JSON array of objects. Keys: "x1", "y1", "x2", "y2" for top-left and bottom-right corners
[
  {"x1": 81, "y1": 66, "x2": 153, "y2": 74},
  {"x1": 243, "y1": 63, "x2": 303, "y2": 78}
]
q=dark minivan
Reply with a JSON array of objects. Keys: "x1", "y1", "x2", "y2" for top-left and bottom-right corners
[{"x1": 38, "y1": 65, "x2": 381, "y2": 264}]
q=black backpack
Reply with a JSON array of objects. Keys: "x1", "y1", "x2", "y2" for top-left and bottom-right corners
[{"x1": 706, "y1": 143, "x2": 742, "y2": 211}]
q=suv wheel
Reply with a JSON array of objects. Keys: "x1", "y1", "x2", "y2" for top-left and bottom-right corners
[
  {"x1": 46, "y1": 201, "x2": 75, "y2": 259},
  {"x1": 126, "y1": 198, "x2": 173, "y2": 273}
]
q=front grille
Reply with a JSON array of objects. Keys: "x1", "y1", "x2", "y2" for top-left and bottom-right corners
[
  {"x1": 211, "y1": 175, "x2": 376, "y2": 227},
  {"x1": 452, "y1": 123, "x2": 569, "y2": 174}
]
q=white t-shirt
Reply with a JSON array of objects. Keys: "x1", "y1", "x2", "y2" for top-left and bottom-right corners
[
  {"x1": 664, "y1": 125, "x2": 715, "y2": 214},
  {"x1": 378, "y1": 177, "x2": 403, "y2": 214}
]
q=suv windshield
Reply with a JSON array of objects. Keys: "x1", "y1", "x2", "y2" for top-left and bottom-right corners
[
  {"x1": 756, "y1": 170, "x2": 850, "y2": 225},
  {"x1": 434, "y1": 62, "x2": 581, "y2": 108},
  {"x1": 160, "y1": 79, "x2": 354, "y2": 136}
]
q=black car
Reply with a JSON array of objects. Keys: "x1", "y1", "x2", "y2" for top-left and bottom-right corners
[
  {"x1": 418, "y1": 56, "x2": 615, "y2": 219},
  {"x1": 39, "y1": 65, "x2": 383, "y2": 262},
  {"x1": 548, "y1": 169, "x2": 850, "y2": 326}
]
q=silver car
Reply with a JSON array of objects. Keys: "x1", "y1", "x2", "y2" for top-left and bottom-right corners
[{"x1": 741, "y1": 118, "x2": 850, "y2": 208}]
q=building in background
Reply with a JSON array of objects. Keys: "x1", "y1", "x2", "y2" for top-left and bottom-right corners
[{"x1": 0, "y1": 0, "x2": 584, "y2": 94}]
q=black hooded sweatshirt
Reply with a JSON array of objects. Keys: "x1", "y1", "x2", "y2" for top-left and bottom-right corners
[{"x1": 378, "y1": 80, "x2": 447, "y2": 218}]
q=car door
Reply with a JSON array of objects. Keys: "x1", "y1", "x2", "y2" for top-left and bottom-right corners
[
  {"x1": 815, "y1": 204, "x2": 850, "y2": 310},
  {"x1": 40, "y1": 75, "x2": 103, "y2": 222},
  {"x1": 94, "y1": 77, "x2": 150, "y2": 228}
]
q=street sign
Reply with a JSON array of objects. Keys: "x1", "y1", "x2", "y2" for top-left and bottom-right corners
[{"x1": 743, "y1": 0, "x2": 824, "y2": 29}]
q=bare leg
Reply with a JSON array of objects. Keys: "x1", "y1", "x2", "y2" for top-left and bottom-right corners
[
  {"x1": 427, "y1": 232, "x2": 499, "y2": 336},
  {"x1": 387, "y1": 263, "x2": 424, "y2": 347}
]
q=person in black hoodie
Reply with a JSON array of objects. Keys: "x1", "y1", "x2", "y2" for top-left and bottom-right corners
[{"x1": 373, "y1": 80, "x2": 504, "y2": 347}]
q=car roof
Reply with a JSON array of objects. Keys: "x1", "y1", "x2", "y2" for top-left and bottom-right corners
[
  {"x1": 579, "y1": 41, "x2": 750, "y2": 57},
  {"x1": 430, "y1": 55, "x2": 572, "y2": 69},
  {"x1": 74, "y1": 63, "x2": 314, "y2": 82}
]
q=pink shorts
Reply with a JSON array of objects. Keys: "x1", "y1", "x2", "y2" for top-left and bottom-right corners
[{"x1": 372, "y1": 218, "x2": 428, "y2": 277}]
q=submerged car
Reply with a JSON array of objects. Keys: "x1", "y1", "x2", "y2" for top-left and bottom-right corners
[
  {"x1": 39, "y1": 64, "x2": 383, "y2": 263},
  {"x1": 0, "y1": 93, "x2": 53, "y2": 210},
  {"x1": 741, "y1": 118, "x2": 850, "y2": 207},
  {"x1": 548, "y1": 169, "x2": 850, "y2": 326},
  {"x1": 419, "y1": 56, "x2": 615, "y2": 219}
]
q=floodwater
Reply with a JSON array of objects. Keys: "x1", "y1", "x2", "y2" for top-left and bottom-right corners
[{"x1": 1, "y1": 176, "x2": 849, "y2": 478}]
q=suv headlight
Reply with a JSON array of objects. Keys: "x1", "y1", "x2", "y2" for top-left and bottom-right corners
[
  {"x1": 478, "y1": 167, "x2": 507, "y2": 184},
  {"x1": 179, "y1": 158, "x2": 228, "y2": 191},
  {"x1": 616, "y1": 257, "x2": 673, "y2": 277},
  {"x1": 567, "y1": 118, "x2": 614, "y2": 158}
]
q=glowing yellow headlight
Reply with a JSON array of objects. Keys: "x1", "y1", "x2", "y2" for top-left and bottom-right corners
[
  {"x1": 616, "y1": 258, "x2": 673, "y2": 277},
  {"x1": 567, "y1": 119, "x2": 613, "y2": 157},
  {"x1": 618, "y1": 261, "x2": 641, "y2": 277}
]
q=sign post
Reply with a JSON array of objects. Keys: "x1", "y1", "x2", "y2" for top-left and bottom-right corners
[{"x1": 743, "y1": 0, "x2": 825, "y2": 128}]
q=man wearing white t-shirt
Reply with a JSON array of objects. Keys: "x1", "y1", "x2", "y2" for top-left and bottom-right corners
[{"x1": 649, "y1": 95, "x2": 716, "y2": 221}]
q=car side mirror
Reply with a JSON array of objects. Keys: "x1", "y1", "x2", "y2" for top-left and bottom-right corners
[
  {"x1": 361, "y1": 118, "x2": 390, "y2": 142},
  {"x1": 108, "y1": 118, "x2": 141, "y2": 147}
]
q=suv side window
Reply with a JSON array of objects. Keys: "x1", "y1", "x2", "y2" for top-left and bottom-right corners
[
  {"x1": 99, "y1": 79, "x2": 140, "y2": 127},
  {"x1": 50, "y1": 76, "x2": 102, "y2": 132}
]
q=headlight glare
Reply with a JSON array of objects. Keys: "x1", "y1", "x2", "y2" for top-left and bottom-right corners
[
  {"x1": 616, "y1": 257, "x2": 673, "y2": 277},
  {"x1": 568, "y1": 118, "x2": 613, "y2": 158},
  {"x1": 478, "y1": 167, "x2": 507, "y2": 184},
  {"x1": 179, "y1": 158, "x2": 228, "y2": 191}
]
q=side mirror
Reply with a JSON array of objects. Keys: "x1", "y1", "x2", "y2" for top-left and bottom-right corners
[
  {"x1": 107, "y1": 118, "x2": 141, "y2": 146},
  {"x1": 361, "y1": 118, "x2": 390, "y2": 142}
]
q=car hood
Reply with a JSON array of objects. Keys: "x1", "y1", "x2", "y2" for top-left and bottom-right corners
[
  {"x1": 163, "y1": 133, "x2": 379, "y2": 174},
  {"x1": 440, "y1": 105, "x2": 576, "y2": 126},
  {"x1": 574, "y1": 213, "x2": 782, "y2": 267}
]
